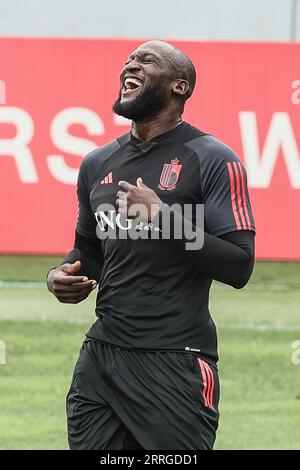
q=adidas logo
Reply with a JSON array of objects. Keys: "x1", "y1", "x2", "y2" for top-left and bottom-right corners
[{"x1": 100, "y1": 172, "x2": 113, "y2": 184}]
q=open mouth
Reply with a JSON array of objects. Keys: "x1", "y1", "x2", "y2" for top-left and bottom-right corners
[{"x1": 122, "y1": 77, "x2": 143, "y2": 95}]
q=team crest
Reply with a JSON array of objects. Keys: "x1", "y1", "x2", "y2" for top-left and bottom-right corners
[{"x1": 158, "y1": 158, "x2": 182, "y2": 191}]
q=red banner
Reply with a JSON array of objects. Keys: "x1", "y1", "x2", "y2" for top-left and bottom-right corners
[{"x1": 0, "y1": 38, "x2": 299, "y2": 259}]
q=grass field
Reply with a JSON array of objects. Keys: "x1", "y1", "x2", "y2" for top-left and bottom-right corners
[{"x1": 0, "y1": 255, "x2": 299, "y2": 450}]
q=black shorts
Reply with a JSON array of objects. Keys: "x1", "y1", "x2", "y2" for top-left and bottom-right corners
[{"x1": 66, "y1": 339, "x2": 220, "y2": 450}]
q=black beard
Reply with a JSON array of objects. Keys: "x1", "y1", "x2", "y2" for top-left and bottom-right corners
[{"x1": 113, "y1": 82, "x2": 169, "y2": 122}]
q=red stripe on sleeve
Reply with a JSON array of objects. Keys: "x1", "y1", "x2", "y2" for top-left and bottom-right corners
[
  {"x1": 227, "y1": 162, "x2": 241, "y2": 230},
  {"x1": 237, "y1": 162, "x2": 252, "y2": 230},
  {"x1": 233, "y1": 162, "x2": 247, "y2": 229}
]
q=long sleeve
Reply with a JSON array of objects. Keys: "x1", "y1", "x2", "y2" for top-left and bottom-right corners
[
  {"x1": 153, "y1": 142, "x2": 256, "y2": 288},
  {"x1": 61, "y1": 154, "x2": 104, "y2": 281}
]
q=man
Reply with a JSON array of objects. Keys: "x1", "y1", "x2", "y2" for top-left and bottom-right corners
[{"x1": 47, "y1": 40, "x2": 255, "y2": 450}]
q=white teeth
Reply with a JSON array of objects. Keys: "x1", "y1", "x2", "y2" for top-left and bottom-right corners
[{"x1": 124, "y1": 77, "x2": 142, "y2": 90}]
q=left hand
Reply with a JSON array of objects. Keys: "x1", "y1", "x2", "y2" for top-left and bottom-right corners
[{"x1": 117, "y1": 177, "x2": 163, "y2": 222}]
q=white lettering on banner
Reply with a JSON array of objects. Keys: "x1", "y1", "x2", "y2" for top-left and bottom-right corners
[
  {"x1": 0, "y1": 80, "x2": 6, "y2": 104},
  {"x1": 239, "y1": 112, "x2": 300, "y2": 189},
  {"x1": 291, "y1": 80, "x2": 300, "y2": 105},
  {"x1": 113, "y1": 114, "x2": 131, "y2": 126},
  {"x1": 0, "y1": 106, "x2": 38, "y2": 183},
  {"x1": 47, "y1": 107, "x2": 104, "y2": 185},
  {"x1": 1, "y1": 107, "x2": 299, "y2": 190}
]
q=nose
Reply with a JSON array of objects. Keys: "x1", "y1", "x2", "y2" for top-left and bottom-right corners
[{"x1": 121, "y1": 59, "x2": 141, "y2": 78}]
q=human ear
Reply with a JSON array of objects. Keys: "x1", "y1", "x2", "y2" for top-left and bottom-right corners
[{"x1": 172, "y1": 79, "x2": 189, "y2": 97}]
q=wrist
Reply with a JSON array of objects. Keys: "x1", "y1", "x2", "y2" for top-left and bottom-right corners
[{"x1": 46, "y1": 267, "x2": 58, "y2": 292}]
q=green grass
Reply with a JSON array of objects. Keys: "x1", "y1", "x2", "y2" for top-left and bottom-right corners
[
  {"x1": 0, "y1": 255, "x2": 299, "y2": 449},
  {"x1": 0, "y1": 255, "x2": 62, "y2": 281}
]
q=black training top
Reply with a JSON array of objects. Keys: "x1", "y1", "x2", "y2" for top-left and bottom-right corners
[{"x1": 76, "y1": 121, "x2": 255, "y2": 364}]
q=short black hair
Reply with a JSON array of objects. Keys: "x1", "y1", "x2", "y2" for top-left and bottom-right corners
[
  {"x1": 139, "y1": 41, "x2": 196, "y2": 102},
  {"x1": 166, "y1": 46, "x2": 197, "y2": 101}
]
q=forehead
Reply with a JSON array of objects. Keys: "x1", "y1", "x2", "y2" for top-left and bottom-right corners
[{"x1": 128, "y1": 43, "x2": 170, "y2": 60}]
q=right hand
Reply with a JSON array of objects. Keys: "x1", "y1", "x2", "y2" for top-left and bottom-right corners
[{"x1": 46, "y1": 260, "x2": 97, "y2": 304}]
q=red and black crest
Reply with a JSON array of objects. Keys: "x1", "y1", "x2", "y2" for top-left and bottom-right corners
[{"x1": 158, "y1": 158, "x2": 182, "y2": 191}]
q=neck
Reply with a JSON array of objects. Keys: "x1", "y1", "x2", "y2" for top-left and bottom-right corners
[{"x1": 131, "y1": 109, "x2": 182, "y2": 142}]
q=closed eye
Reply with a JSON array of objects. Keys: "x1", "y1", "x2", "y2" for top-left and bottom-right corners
[
  {"x1": 141, "y1": 56, "x2": 158, "y2": 64},
  {"x1": 124, "y1": 54, "x2": 159, "y2": 66}
]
